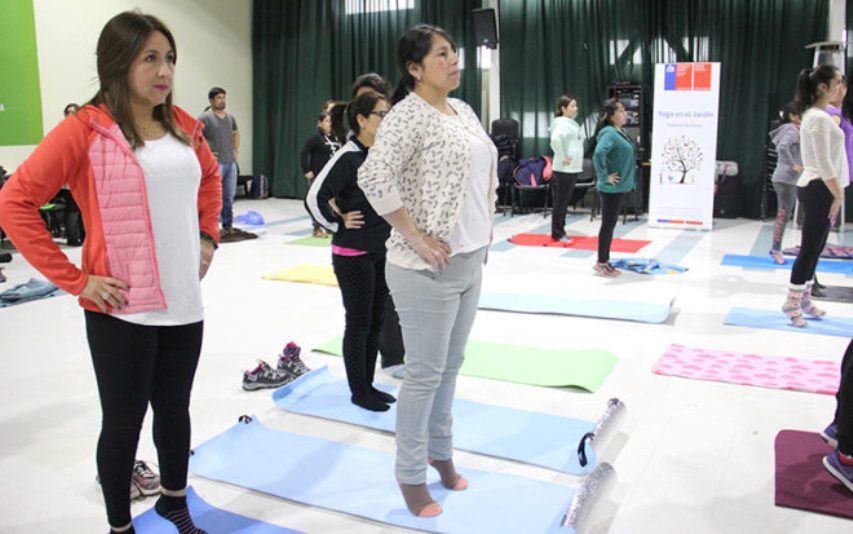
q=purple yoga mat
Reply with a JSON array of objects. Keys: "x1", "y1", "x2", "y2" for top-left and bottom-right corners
[{"x1": 774, "y1": 430, "x2": 853, "y2": 519}]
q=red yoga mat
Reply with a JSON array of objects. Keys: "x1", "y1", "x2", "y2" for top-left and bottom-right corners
[
  {"x1": 774, "y1": 430, "x2": 853, "y2": 519},
  {"x1": 508, "y1": 234, "x2": 651, "y2": 252}
]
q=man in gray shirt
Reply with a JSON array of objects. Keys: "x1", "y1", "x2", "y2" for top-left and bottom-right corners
[{"x1": 199, "y1": 87, "x2": 251, "y2": 239}]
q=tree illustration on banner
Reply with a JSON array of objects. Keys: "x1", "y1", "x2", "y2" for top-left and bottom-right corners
[{"x1": 662, "y1": 135, "x2": 703, "y2": 184}]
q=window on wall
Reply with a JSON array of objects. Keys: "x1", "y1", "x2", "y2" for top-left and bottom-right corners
[{"x1": 344, "y1": 0, "x2": 414, "y2": 15}]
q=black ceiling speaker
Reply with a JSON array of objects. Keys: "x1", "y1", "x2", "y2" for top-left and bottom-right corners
[{"x1": 472, "y1": 8, "x2": 498, "y2": 49}]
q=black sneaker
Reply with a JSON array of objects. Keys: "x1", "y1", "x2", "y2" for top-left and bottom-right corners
[
  {"x1": 242, "y1": 360, "x2": 294, "y2": 390},
  {"x1": 277, "y1": 341, "x2": 310, "y2": 376}
]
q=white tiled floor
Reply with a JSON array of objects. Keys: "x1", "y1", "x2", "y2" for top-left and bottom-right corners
[{"x1": 0, "y1": 198, "x2": 850, "y2": 533}]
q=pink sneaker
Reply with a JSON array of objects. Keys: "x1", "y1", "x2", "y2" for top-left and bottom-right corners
[
  {"x1": 593, "y1": 262, "x2": 619, "y2": 278},
  {"x1": 769, "y1": 249, "x2": 786, "y2": 265}
]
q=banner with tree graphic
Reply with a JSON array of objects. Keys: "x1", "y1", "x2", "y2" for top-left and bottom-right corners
[
  {"x1": 649, "y1": 63, "x2": 720, "y2": 229},
  {"x1": 0, "y1": 0, "x2": 43, "y2": 146}
]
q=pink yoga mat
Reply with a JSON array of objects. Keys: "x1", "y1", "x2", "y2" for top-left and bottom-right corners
[
  {"x1": 653, "y1": 344, "x2": 840, "y2": 395},
  {"x1": 775, "y1": 430, "x2": 853, "y2": 519},
  {"x1": 508, "y1": 234, "x2": 650, "y2": 252}
]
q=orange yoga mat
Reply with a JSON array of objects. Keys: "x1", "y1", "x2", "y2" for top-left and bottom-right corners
[{"x1": 508, "y1": 233, "x2": 651, "y2": 253}]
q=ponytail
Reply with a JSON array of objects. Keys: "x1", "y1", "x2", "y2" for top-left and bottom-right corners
[
  {"x1": 793, "y1": 65, "x2": 840, "y2": 115},
  {"x1": 392, "y1": 73, "x2": 414, "y2": 106},
  {"x1": 329, "y1": 103, "x2": 348, "y2": 142}
]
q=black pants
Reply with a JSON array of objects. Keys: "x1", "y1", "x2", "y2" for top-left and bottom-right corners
[
  {"x1": 85, "y1": 311, "x2": 203, "y2": 528},
  {"x1": 791, "y1": 180, "x2": 833, "y2": 286},
  {"x1": 551, "y1": 171, "x2": 578, "y2": 239},
  {"x1": 332, "y1": 252, "x2": 389, "y2": 397},
  {"x1": 598, "y1": 192, "x2": 626, "y2": 263},
  {"x1": 378, "y1": 293, "x2": 405, "y2": 368},
  {"x1": 834, "y1": 339, "x2": 853, "y2": 455}
]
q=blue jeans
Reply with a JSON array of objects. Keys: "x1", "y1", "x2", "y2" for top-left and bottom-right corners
[
  {"x1": 219, "y1": 161, "x2": 238, "y2": 228},
  {"x1": 387, "y1": 247, "x2": 486, "y2": 484}
]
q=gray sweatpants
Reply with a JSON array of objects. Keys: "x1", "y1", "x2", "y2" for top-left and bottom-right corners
[
  {"x1": 386, "y1": 247, "x2": 486, "y2": 484},
  {"x1": 772, "y1": 182, "x2": 798, "y2": 251}
]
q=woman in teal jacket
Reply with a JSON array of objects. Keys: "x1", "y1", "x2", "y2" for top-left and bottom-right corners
[
  {"x1": 548, "y1": 94, "x2": 584, "y2": 241},
  {"x1": 592, "y1": 99, "x2": 636, "y2": 276}
]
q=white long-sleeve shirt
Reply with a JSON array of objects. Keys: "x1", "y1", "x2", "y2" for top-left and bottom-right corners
[{"x1": 798, "y1": 107, "x2": 849, "y2": 188}]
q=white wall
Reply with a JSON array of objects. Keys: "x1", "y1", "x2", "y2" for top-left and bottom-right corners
[{"x1": 0, "y1": 0, "x2": 252, "y2": 173}]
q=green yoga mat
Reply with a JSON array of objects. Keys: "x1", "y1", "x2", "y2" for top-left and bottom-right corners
[
  {"x1": 285, "y1": 235, "x2": 331, "y2": 247},
  {"x1": 313, "y1": 336, "x2": 617, "y2": 392}
]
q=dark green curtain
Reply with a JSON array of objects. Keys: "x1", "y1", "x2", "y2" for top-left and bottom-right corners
[
  {"x1": 500, "y1": 0, "x2": 828, "y2": 218},
  {"x1": 253, "y1": 0, "x2": 482, "y2": 198}
]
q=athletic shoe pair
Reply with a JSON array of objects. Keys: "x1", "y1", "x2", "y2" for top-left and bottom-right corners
[
  {"x1": 97, "y1": 459, "x2": 160, "y2": 500},
  {"x1": 242, "y1": 342, "x2": 311, "y2": 390},
  {"x1": 820, "y1": 423, "x2": 853, "y2": 492},
  {"x1": 593, "y1": 262, "x2": 621, "y2": 278}
]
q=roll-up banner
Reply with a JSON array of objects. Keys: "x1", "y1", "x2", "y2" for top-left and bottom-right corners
[{"x1": 649, "y1": 62, "x2": 720, "y2": 230}]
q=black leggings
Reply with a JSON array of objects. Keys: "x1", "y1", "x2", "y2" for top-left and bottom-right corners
[
  {"x1": 551, "y1": 171, "x2": 578, "y2": 239},
  {"x1": 332, "y1": 252, "x2": 389, "y2": 397},
  {"x1": 834, "y1": 339, "x2": 853, "y2": 456},
  {"x1": 85, "y1": 311, "x2": 203, "y2": 528},
  {"x1": 790, "y1": 180, "x2": 833, "y2": 286},
  {"x1": 378, "y1": 293, "x2": 404, "y2": 368},
  {"x1": 598, "y1": 192, "x2": 626, "y2": 263}
]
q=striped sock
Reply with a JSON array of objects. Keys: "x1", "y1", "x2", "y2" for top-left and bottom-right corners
[{"x1": 154, "y1": 494, "x2": 207, "y2": 534}]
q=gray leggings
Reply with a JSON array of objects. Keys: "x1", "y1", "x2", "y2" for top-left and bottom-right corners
[
  {"x1": 772, "y1": 182, "x2": 797, "y2": 251},
  {"x1": 386, "y1": 247, "x2": 486, "y2": 484}
]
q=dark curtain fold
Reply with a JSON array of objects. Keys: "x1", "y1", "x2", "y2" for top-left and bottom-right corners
[
  {"x1": 253, "y1": 0, "x2": 482, "y2": 198},
  {"x1": 499, "y1": 0, "x2": 828, "y2": 217}
]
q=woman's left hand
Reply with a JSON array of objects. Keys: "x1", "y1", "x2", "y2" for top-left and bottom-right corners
[
  {"x1": 200, "y1": 239, "x2": 215, "y2": 279},
  {"x1": 342, "y1": 210, "x2": 364, "y2": 229}
]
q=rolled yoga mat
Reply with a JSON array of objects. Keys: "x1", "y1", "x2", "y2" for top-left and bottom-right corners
[
  {"x1": 653, "y1": 344, "x2": 840, "y2": 395},
  {"x1": 262, "y1": 264, "x2": 337, "y2": 287},
  {"x1": 312, "y1": 336, "x2": 617, "y2": 392},
  {"x1": 723, "y1": 307, "x2": 853, "y2": 338},
  {"x1": 272, "y1": 366, "x2": 625, "y2": 475},
  {"x1": 285, "y1": 235, "x2": 331, "y2": 247},
  {"x1": 774, "y1": 430, "x2": 853, "y2": 519},
  {"x1": 132, "y1": 486, "x2": 303, "y2": 533},
  {"x1": 479, "y1": 292, "x2": 674, "y2": 324},
  {"x1": 720, "y1": 254, "x2": 853, "y2": 274},
  {"x1": 190, "y1": 416, "x2": 616, "y2": 533}
]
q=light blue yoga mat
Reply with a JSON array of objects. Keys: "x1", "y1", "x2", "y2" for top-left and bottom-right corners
[
  {"x1": 724, "y1": 307, "x2": 853, "y2": 338},
  {"x1": 479, "y1": 292, "x2": 673, "y2": 324},
  {"x1": 721, "y1": 254, "x2": 853, "y2": 275},
  {"x1": 190, "y1": 417, "x2": 579, "y2": 533},
  {"x1": 272, "y1": 366, "x2": 596, "y2": 475},
  {"x1": 132, "y1": 486, "x2": 302, "y2": 533}
]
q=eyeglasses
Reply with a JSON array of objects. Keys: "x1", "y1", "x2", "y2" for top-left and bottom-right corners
[{"x1": 370, "y1": 110, "x2": 388, "y2": 118}]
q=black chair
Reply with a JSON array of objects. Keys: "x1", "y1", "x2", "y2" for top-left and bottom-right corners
[{"x1": 569, "y1": 158, "x2": 596, "y2": 212}]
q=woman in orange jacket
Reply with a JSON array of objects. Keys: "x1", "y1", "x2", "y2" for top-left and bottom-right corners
[{"x1": 0, "y1": 12, "x2": 221, "y2": 534}]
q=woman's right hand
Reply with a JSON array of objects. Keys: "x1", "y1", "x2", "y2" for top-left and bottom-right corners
[
  {"x1": 80, "y1": 275, "x2": 129, "y2": 313},
  {"x1": 563, "y1": 157, "x2": 573, "y2": 166},
  {"x1": 409, "y1": 231, "x2": 451, "y2": 271},
  {"x1": 829, "y1": 197, "x2": 842, "y2": 224},
  {"x1": 607, "y1": 172, "x2": 620, "y2": 185}
]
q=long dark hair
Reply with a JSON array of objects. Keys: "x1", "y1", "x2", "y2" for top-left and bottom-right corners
[
  {"x1": 330, "y1": 92, "x2": 387, "y2": 142},
  {"x1": 793, "y1": 65, "x2": 840, "y2": 115},
  {"x1": 392, "y1": 24, "x2": 456, "y2": 105},
  {"x1": 87, "y1": 11, "x2": 188, "y2": 149},
  {"x1": 588, "y1": 98, "x2": 623, "y2": 154},
  {"x1": 554, "y1": 95, "x2": 576, "y2": 117}
]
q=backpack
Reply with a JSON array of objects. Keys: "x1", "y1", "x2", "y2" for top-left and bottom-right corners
[
  {"x1": 512, "y1": 156, "x2": 553, "y2": 186},
  {"x1": 249, "y1": 174, "x2": 270, "y2": 199}
]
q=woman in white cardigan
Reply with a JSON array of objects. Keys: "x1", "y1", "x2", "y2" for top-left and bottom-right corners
[
  {"x1": 358, "y1": 24, "x2": 497, "y2": 518},
  {"x1": 782, "y1": 65, "x2": 847, "y2": 327}
]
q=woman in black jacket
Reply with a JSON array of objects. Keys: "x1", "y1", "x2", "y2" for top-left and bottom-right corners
[
  {"x1": 305, "y1": 91, "x2": 394, "y2": 411},
  {"x1": 301, "y1": 111, "x2": 340, "y2": 236}
]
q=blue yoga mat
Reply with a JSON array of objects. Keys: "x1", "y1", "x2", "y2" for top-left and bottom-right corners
[
  {"x1": 132, "y1": 486, "x2": 302, "y2": 533},
  {"x1": 721, "y1": 254, "x2": 853, "y2": 274},
  {"x1": 479, "y1": 292, "x2": 673, "y2": 324},
  {"x1": 190, "y1": 417, "x2": 579, "y2": 533},
  {"x1": 724, "y1": 307, "x2": 853, "y2": 338},
  {"x1": 272, "y1": 367, "x2": 596, "y2": 475}
]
